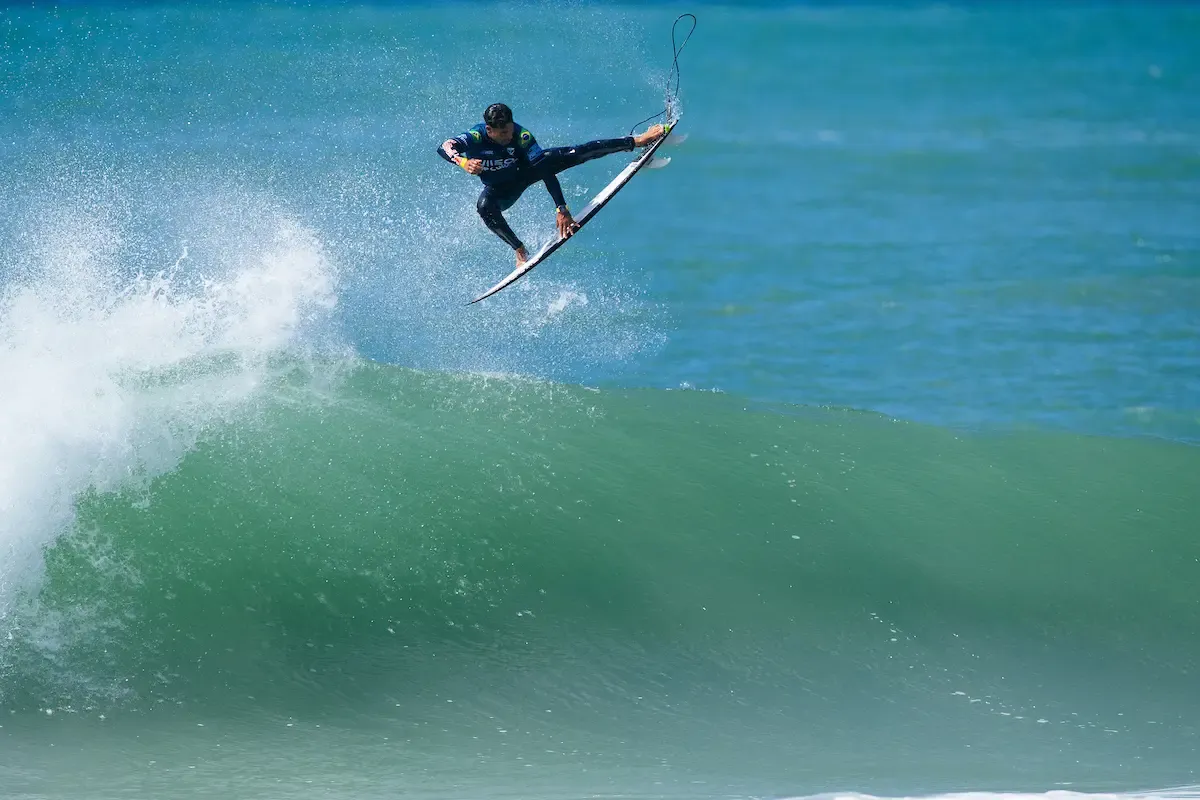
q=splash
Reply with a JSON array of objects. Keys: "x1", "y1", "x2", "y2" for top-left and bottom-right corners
[{"x1": 0, "y1": 208, "x2": 340, "y2": 620}]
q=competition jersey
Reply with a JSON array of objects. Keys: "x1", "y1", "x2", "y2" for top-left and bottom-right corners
[{"x1": 438, "y1": 123, "x2": 545, "y2": 187}]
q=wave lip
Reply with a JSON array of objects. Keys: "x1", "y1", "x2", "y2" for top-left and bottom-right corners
[{"x1": 0, "y1": 214, "x2": 340, "y2": 621}]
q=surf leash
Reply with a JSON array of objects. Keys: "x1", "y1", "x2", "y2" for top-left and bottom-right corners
[{"x1": 629, "y1": 13, "x2": 697, "y2": 137}]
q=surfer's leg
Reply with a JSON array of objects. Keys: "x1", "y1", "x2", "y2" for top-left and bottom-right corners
[
  {"x1": 533, "y1": 137, "x2": 636, "y2": 176},
  {"x1": 476, "y1": 185, "x2": 526, "y2": 251}
]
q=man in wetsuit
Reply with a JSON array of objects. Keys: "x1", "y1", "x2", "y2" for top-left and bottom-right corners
[{"x1": 438, "y1": 103, "x2": 665, "y2": 267}]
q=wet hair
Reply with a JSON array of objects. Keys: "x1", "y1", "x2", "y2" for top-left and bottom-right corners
[{"x1": 483, "y1": 103, "x2": 513, "y2": 128}]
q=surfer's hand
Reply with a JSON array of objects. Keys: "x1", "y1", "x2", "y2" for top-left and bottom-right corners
[
  {"x1": 463, "y1": 158, "x2": 484, "y2": 175},
  {"x1": 556, "y1": 209, "x2": 578, "y2": 238},
  {"x1": 633, "y1": 123, "x2": 666, "y2": 147}
]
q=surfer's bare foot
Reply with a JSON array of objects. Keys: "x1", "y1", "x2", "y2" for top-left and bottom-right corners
[
  {"x1": 633, "y1": 124, "x2": 666, "y2": 147},
  {"x1": 515, "y1": 247, "x2": 529, "y2": 267}
]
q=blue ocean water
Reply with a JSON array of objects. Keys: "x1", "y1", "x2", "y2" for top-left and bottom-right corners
[{"x1": 1, "y1": 3, "x2": 1198, "y2": 799}]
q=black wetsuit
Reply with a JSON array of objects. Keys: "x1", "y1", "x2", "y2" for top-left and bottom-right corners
[{"x1": 438, "y1": 122, "x2": 635, "y2": 251}]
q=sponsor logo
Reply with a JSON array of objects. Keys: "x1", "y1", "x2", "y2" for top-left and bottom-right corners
[{"x1": 481, "y1": 158, "x2": 518, "y2": 171}]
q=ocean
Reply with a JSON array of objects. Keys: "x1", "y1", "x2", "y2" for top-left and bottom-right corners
[{"x1": 1, "y1": 2, "x2": 1198, "y2": 798}]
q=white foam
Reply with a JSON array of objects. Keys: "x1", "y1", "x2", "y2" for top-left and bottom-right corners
[
  {"x1": 0, "y1": 212, "x2": 339, "y2": 620},
  {"x1": 542, "y1": 289, "x2": 589, "y2": 320}
]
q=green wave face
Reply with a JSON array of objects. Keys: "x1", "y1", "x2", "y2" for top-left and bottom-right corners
[{"x1": 4, "y1": 365, "x2": 1198, "y2": 792}]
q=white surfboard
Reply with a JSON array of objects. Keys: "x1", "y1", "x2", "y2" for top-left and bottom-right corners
[{"x1": 468, "y1": 119, "x2": 681, "y2": 305}]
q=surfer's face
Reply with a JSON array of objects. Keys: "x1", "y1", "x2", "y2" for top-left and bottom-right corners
[{"x1": 486, "y1": 122, "x2": 514, "y2": 145}]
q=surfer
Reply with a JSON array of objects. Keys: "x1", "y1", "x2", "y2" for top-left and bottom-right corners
[{"x1": 438, "y1": 103, "x2": 665, "y2": 267}]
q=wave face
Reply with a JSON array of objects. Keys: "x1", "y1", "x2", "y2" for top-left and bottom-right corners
[
  {"x1": 2, "y1": 365, "x2": 1197, "y2": 795},
  {"x1": 2, "y1": 1, "x2": 1199, "y2": 797}
]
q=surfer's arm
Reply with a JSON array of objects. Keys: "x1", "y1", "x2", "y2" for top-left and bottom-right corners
[
  {"x1": 541, "y1": 172, "x2": 568, "y2": 211},
  {"x1": 536, "y1": 170, "x2": 577, "y2": 237},
  {"x1": 541, "y1": 173, "x2": 578, "y2": 238},
  {"x1": 438, "y1": 136, "x2": 481, "y2": 173},
  {"x1": 513, "y1": 128, "x2": 566, "y2": 211},
  {"x1": 436, "y1": 137, "x2": 463, "y2": 163},
  {"x1": 520, "y1": 134, "x2": 569, "y2": 212}
]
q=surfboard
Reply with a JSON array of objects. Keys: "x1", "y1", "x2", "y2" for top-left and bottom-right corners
[{"x1": 468, "y1": 120, "x2": 680, "y2": 305}]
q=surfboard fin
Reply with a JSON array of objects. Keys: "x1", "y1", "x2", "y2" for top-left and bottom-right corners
[{"x1": 648, "y1": 156, "x2": 672, "y2": 169}]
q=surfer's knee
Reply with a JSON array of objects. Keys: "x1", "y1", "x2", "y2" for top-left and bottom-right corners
[{"x1": 476, "y1": 192, "x2": 497, "y2": 219}]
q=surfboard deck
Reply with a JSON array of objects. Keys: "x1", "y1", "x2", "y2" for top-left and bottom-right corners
[{"x1": 468, "y1": 120, "x2": 680, "y2": 305}]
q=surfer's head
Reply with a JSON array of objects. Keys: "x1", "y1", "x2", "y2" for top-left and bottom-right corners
[{"x1": 484, "y1": 103, "x2": 515, "y2": 145}]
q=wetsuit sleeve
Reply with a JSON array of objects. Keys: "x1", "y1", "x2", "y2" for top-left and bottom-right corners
[
  {"x1": 437, "y1": 132, "x2": 471, "y2": 164},
  {"x1": 517, "y1": 128, "x2": 567, "y2": 208},
  {"x1": 542, "y1": 173, "x2": 567, "y2": 209}
]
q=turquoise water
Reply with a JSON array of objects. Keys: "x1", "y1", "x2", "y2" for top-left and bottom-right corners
[{"x1": 1, "y1": 3, "x2": 1198, "y2": 798}]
